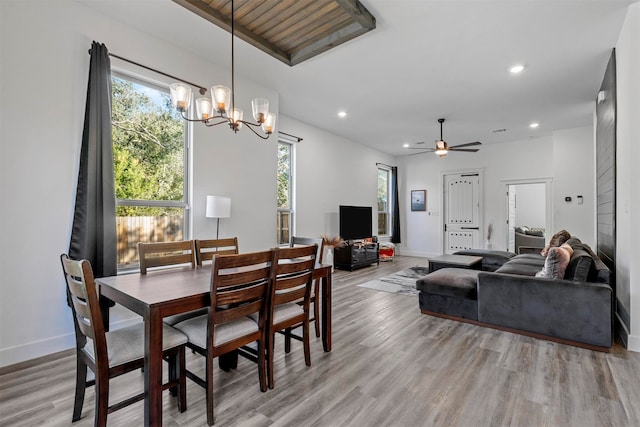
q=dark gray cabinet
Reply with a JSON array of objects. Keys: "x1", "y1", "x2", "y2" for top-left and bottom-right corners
[{"x1": 334, "y1": 243, "x2": 379, "y2": 271}]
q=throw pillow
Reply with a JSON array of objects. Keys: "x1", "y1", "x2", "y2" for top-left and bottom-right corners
[
  {"x1": 536, "y1": 243, "x2": 574, "y2": 279},
  {"x1": 525, "y1": 229, "x2": 544, "y2": 237}
]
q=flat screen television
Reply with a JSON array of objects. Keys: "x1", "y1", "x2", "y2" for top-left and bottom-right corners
[{"x1": 339, "y1": 205, "x2": 373, "y2": 240}]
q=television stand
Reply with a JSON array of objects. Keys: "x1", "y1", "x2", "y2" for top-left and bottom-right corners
[{"x1": 334, "y1": 242, "x2": 379, "y2": 271}]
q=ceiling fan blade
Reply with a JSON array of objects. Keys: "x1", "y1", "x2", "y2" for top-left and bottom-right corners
[
  {"x1": 448, "y1": 148, "x2": 480, "y2": 152},
  {"x1": 407, "y1": 150, "x2": 435, "y2": 156},
  {"x1": 449, "y1": 141, "x2": 481, "y2": 149}
]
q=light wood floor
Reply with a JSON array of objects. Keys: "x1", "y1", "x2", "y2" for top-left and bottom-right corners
[{"x1": 2, "y1": 256, "x2": 639, "y2": 426}]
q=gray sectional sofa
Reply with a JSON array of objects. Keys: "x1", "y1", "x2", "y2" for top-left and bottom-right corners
[{"x1": 416, "y1": 238, "x2": 613, "y2": 350}]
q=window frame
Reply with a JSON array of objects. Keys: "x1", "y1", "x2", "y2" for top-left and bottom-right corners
[
  {"x1": 377, "y1": 166, "x2": 392, "y2": 236},
  {"x1": 111, "y1": 70, "x2": 191, "y2": 272},
  {"x1": 277, "y1": 139, "x2": 295, "y2": 245}
]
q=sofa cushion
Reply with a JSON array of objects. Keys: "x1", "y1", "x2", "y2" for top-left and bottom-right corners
[
  {"x1": 495, "y1": 263, "x2": 542, "y2": 276},
  {"x1": 564, "y1": 249, "x2": 594, "y2": 282},
  {"x1": 416, "y1": 268, "x2": 480, "y2": 300},
  {"x1": 506, "y1": 254, "x2": 546, "y2": 268},
  {"x1": 536, "y1": 244, "x2": 573, "y2": 279},
  {"x1": 525, "y1": 229, "x2": 544, "y2": 237},
  {"x1": 452, "y1": 249, "x2": 515, "y2": 271}
]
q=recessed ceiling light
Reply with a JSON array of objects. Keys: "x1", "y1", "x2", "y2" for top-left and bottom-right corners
[
  {"x1": 403, "y1": 143, "x2": 410, "y2": 148},
  {"x1": 529, "y1": 122, "x2": 539, "y2": 128},
  {"x1": 509, "y1": 64, "x2": 525, "y2": 74},
  {"x1": 338, "y1": 111, "x2": 347, "y2": 118}
]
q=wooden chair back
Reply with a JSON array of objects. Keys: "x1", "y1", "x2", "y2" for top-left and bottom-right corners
[
  {"x1": 195, "y1": 237, "x2": 239, "y2": 266},
  {"x1": 270, "y1": 245, "x2": 317, "y2": 308},
  {"x1": 138, "y1": 240, "x2": 196, "y2": 274},
  {"x1": 60, "y1": 254, "x2": 108, "y2": 364},
  {"x1": 208, "y1": 250, "x2": 273, "y2": 353},
  {"x1": 291, "y1": 236, "x2": 324, "y2": 263}
]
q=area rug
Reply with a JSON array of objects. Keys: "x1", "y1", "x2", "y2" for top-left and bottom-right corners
[{"x1": 357, "y1": 266, "x2": 430, "y2": 296}]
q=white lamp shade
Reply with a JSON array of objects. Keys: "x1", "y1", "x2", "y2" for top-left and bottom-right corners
[{"x1": 206, "y1": 196, "x2": 231, "y2": 218}]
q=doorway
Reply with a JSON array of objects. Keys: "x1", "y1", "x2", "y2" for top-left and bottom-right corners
[{"x1": 504, "y1": 179, "x2": 552, "y2": 252}]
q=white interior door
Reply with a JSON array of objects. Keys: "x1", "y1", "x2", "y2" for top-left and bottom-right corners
[{"x1": 443, "y1": 172, "x2": 480, "y2": 253}]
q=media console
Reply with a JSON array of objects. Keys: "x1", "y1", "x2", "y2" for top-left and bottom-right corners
[{"x1": 334, "y1": 242, "x2": 379, "y2": 271}]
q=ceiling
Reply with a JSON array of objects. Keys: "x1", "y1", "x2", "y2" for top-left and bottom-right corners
[
  {"x1": 78, "y1": 0, "x2": 636, "y2": 157},
  {"x1": 171, "y1": 0, "x2": 376, "y2": 66}
]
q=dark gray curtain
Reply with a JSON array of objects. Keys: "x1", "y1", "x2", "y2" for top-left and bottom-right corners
[
  {"x1": 68, "y1": 41, "x2": 116, "y2": 279},
  {"x1": 391, "y1": 166, "x2": 401, "y2": 243}
]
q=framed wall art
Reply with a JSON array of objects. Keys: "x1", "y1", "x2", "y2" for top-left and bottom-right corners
[{"x1": 411, "y1": 190, "x2": 426, "y2": 211}]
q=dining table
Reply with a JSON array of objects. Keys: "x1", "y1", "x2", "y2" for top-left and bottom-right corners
[{"x1": 96, "y1": 262, "x2": 332, "y2": 427}]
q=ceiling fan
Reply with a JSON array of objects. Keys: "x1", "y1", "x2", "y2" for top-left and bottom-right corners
[{"x1": 405, "y1": 118, "x2": 481, "y2": 157}]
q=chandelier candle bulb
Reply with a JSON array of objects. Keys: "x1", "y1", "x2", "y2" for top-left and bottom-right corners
[
  {"x1": 230, "y1": 108, "x2": 243, "y2": 130},
  {"x1": 251, "y1": 98, "x2": 269, "y2": 123},
  {"x1": 262, "y1": 112, "x2": 276, "y2": 134},
  {"x1": 170, "y1": 83, "x2": 192, "y2": 112},
  {"x1": 196, "y1": 97, "x2": 213, "y2": 120},
  {"x1": 212, "y1": 85, "x2": 231, "y2": 113}
]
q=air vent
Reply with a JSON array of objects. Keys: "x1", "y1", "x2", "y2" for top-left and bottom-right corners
[{"x1": 492, "y1": 128, "x2": 507, "y2": 133}]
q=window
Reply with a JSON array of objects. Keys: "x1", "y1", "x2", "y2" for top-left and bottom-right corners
[
  {"x1": 111, "y1": 74, "x2": 190, "y2": 270},
  {"x1": 277, "y1": 140, "x2": 294, "y2": 244},
  {"x1": 377, "y1": 167, "x2": 391, "y2": 235}
]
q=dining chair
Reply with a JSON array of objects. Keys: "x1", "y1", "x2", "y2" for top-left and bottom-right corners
[
  {"x1": 290, "y1": 236, "x2": 324, "y2": 337},
  {"x1": 138, "y1": 240, "x2": 197, "y2": 274},
  {"x1": 60, "y1": 254, "x2": 187, "y2": 427},
  {"x1": 195, "y1": 237, "x2": 239, "y2": 266},
  {"x1": 172, "y1": 250, "x2": 273, "y2": 426},
  {"x1": 138, "y1": 240, "x2": 204, "y2": 326},
  {"x1": 267, "y1": 244, "x2": 317, "y2": 389}
]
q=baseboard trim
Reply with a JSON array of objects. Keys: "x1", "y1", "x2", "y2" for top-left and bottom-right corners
[{"x1": 627, "y1": 334, "x2": 640, "y2": 352}]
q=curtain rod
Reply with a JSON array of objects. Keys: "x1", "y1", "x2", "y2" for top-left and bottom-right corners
[
  {"x1": 93, "y1": 50, "x2": 208, "y2": 95},
  {"x1": 376, "y1": 162, "x2": 395, "y2": 168},
  {"x1": 278, "y1": 131, "x2": 303, "y2": 142}
]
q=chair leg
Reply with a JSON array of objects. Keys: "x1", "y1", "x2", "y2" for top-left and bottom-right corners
[
  {"x1": 168, "y1": 354, "x2": 177, "y2": 397},
  {"x1": 303, "y1": 319, "x2": 311, "y2": 367},
  {"x1": 72, "y1": 354, "x2": 87, "y2": 422},
  {"x1": 178, "y1": 347, "x2": 187, "y2": 413},
  {"x1": 206, "y1": 353, "x2": 215, "y2": 426},
  {"x1": 314, "y1": 282, "x2": 321, "y2": 337},
  {"x1": 268, "y1": 332, "x2": 275, "y2": 390},
  {"x1": 257, "y1": 338, "x2": 267, "y2": 392},
  {"x1": 94, "y1": 373, "x2": 109, "y2": 427},
  {"x1": 284, "y1": 328, "x2": 292, "y2": 353}
]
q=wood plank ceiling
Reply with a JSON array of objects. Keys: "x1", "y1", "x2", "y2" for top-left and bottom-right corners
[{"x1": 171, "y1": 0, "x2": 376, "y2": 66}]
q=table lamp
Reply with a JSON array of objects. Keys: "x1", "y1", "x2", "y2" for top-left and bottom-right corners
[{"x1": 205, "y1": 196, "x2": 231, "y2": 239}]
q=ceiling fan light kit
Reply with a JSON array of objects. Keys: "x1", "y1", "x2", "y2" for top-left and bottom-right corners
[{"x1": 406, "y1": 118, "x2": 481, "y2": 157}]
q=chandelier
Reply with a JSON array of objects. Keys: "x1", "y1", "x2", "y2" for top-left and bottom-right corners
[{"x1": 169, "y1": 0, "x2": 275, "y2": 139}]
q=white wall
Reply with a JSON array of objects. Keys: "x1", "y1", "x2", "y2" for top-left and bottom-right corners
[
  {"x1": 279, "y1": 115, "x2": 395, "y2": 239},
  {"x1": 398, "y1": 126, "x2": 596, "y2": 257},
  {"x1": 615, "y1": 3, "x2": 640, "y2": 351},
  {"x1": 398, "y1": 136, "x2": 555, "y2": 257},
  {"x1": 552, "y1": 127, "x2": 596, "y2": 247},
  {"x1": 513, "y1": 183, "x2": 546, "y2": 229}
]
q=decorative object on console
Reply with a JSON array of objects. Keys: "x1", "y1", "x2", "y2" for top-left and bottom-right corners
[
  {"x1": 169, "y1": 0, "x2": 275, "y2": 139},
  {"x1": 486, "y1": 222, "x2": 493, "y2": 249},
  {"x1": 205, "y1": 196, "x2": 231, "y2": 239},
  {"x1": 321, "y1": 235, "x2": 345, "y2": 272}
]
